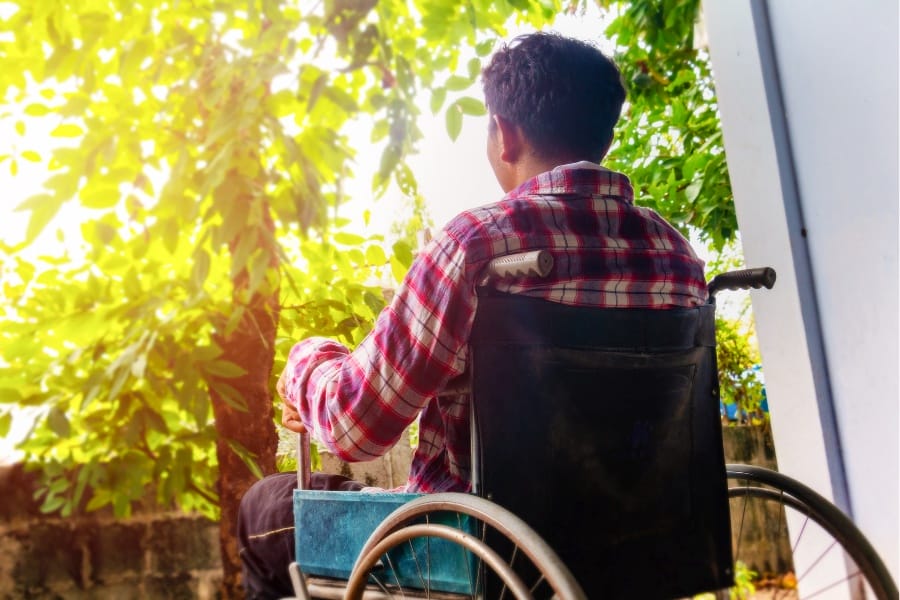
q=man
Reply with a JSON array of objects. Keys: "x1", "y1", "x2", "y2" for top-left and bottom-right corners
[{"x1": 238, "y1": 31, "x2": 707, "y2": 598}]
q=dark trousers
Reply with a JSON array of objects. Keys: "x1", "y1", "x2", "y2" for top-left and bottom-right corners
[{"x1": 238, "y1": 472, "x2": 364, "y2": 599}]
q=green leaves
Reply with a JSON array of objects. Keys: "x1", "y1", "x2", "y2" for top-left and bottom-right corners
[
  {"x1": 716, "y1": 315, "x2": 766, "y2": 420},
  {"x1": 50, "y1": 123, "x2": 84, "y2": 138},
  {"x1": 192, "y1": 248, "x2": 210, "y2": 289},
  {"x1": 226, "y1": 439, "x2": 263, "y2": 479},
  {"x1": 79, "y1": 184, "x2": 121, "y2": 209},
  {"x1": 334, "y1": 232, "x2": 366, "y2": 246},
  {"x1": 199, "y1": 360, "x2": 248, "y2": 379},
  {"x1": 365, "y1": 243, "x2": 387, "y2": 266},
  {"x1": 0, "y1": 412, "x2": 11, "y2": 438},
  {"x1": 14, "y1": 193, "x2": 65, "y2": 246},
  {"x1": 390, "y1": 240, "x2": 414, "y2": 283},
  {"x1": 430, "y1": 88, "x2": 447, "y2": 115},
  {"x1": 445, "y1": 75, "x2": 473, "y2": 91},
  {"x1": 208, "y1": 380, "x2": 248, "y2": 412},
  {"x1": 0, "y1": 0, "x2": 569, "y2": 527},
  {"x1": 445, "y1": 102, "x2": 463, "y2": 141},
  {"x1": 444, "y1": 97, "x2": 484, "y2": 141},
  {"x1": 455, "y1": 96, "x2": 486, "y2": 116},
  {"x1": 47, "y1": 406, "x2": 71, "y2": 437},
  {"x1": 599, "y1": 0, "x2": 736, "y2": 249},
  {"x1": 442, "y1": 73, "x2": 483, "y2": 141},
  {"x1": 24, "y1": 103, "x2": 52, "y2": 116},
  {"x1": 475, "y1": 39, "x2": 496, "y2": 57}
]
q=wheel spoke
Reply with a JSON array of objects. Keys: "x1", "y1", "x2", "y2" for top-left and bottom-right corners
[
  {"x1": 734, "y1": 479, "x2": 750, "y2": 559},
  {"x1": 499, "y1": 544, "x2": 522, "y2": 600},
  {"x1": 800, "y1": 569, "x2": 865, "y2": 599},
  {"x1": 771, "y1": 488, "x2": 788, "y2": 600},
  {"x1": 425, "y1": 514, "x2": 432, "y2": 599},
  {"x1": 795, "y1": 539, "x2": 839, "y2": 585},
  {"x1": 790, "y1": 512, "x2": 811, "y2": 556},
  {"x1": 456, "y1": 512, "x2": 476, "y2": 599},
  {"x1": 529, "y1": 574, "x2": 547, "y2": 595},
  {"x1": 406, "y1": 538, "x2": 429, "y2": 597},
  {"x1": 382, "y1": 551, "x2": 406, "y2": 598},
  {"x1": 472, "y1": 520, "x2": 485, "y2": 600},
  {"x1": 369, "y1": 569, "x2": 395, "y2": 598}
]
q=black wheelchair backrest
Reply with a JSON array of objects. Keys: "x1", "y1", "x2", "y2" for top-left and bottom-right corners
[{"x1": 469, "y1": 291, "x2": 733, "y2": 599}]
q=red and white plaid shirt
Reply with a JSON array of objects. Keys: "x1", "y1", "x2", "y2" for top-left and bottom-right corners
[{"x1": 282, "y1": 163, "x2": 707, "y2": 492}]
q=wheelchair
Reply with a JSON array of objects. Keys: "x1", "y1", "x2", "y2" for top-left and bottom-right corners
[{"x1": 284, "y1": 252, "x2": 898, "y2": 600}]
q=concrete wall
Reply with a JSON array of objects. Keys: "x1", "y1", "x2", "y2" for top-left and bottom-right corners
[
  {"x1": 722, "y1": 424, "x2": 792, "y2": 579},
  {"x1": 0, "y1": 464, "x2": 221, "y2": 600},
  {"x1": 703, "y1": 0, "x2": 899, "y2": 583}
]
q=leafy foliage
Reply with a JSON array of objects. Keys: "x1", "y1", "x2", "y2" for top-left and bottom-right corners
[
  {"x1": 1, "y1": 0, "x2": 751, "y2": 536},
  {"x1": 597, "y1": 0, "x2": 737, "y2": 249},
  {"x1": 1, "y1": 11, "x2": 579, "y2": 579},
  {"x1": 716, "y1": 316, "x2": 766, "y2": 422},
  {"x1": 703, "y1": 239, "x2": 768, "y2": 421},
  {"x1": 693, "y1": 560, "x2": 757, "y2": 600}
]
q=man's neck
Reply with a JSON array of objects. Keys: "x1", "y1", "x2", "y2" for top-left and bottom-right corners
[{"x1": 509, "y1": 153, "x2": 590, "y2": 188}]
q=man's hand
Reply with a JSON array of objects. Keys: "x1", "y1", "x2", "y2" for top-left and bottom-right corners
[
  {"x1": 277, "y1": 367, "x2": 307, "y2": 433},
  {"x1": 281, "y1": 400, "x2": 307, "y2": 434}
]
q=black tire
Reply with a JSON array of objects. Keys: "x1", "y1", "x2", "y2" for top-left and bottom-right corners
[{"x1": 727, "y1": 464, "x2": 897, "y2": 600}]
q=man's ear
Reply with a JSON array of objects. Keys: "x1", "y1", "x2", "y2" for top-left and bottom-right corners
[{"x1": 493, "y1": 115, "x2": 524, "y2": 163}]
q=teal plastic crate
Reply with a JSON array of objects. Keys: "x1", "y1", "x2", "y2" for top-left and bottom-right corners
[{"x1": 293, "y1": 490, "x2": 476, "y2": 594}]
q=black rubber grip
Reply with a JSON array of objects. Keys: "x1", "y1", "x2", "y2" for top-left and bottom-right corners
[{"x1": 708, "y1": 267, "x2": 776, "y2": 298}]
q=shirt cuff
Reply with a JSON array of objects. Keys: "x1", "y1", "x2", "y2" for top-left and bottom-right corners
[{"x1": 284, "y1": 336, "x2": 349, "y2": 403}]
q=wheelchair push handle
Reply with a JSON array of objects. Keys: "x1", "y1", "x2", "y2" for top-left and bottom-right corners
[
  {"x1": 485, "y1": 250, "x2": 554, "y2": 280},
  {"x1": 707, "y1": 267, "x2": 776, "y2": 299}
]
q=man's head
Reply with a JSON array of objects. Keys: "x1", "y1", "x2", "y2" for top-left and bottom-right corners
[{"x1": 481, "y1": 32, "x2": 626, "y2": 190}]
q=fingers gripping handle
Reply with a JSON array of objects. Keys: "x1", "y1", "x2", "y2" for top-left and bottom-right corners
[
  {"x1": 708, "y1": 267, "x2": 777, "y2": 298},
  {"x1": 486, "y1": 250, "x2": 554, "y2": 279}
]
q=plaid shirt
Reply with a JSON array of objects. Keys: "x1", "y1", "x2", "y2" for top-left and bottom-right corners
[{"x1": 282, "y1": 163, "x2": 707, "y2": 492}]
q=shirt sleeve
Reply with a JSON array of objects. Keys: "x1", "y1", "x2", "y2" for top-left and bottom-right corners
[{"x1": 280, "y1": 230, "x2": 477, "y2": 462}]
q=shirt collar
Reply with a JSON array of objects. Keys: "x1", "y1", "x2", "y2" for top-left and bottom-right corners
[
  {"x1": 506, "y1": 162, "x2": 634, "y2": 204},
  {"x1": 552, "y1": 160, "x2": 609, "y2": 173}
]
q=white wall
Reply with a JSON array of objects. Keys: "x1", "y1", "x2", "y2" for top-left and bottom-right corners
[{"x1": 703, "y1": 0, "x2": 898, "y2": 584}]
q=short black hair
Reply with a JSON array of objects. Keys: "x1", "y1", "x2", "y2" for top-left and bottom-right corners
[{"x1": 481, "y1": 32, "x2": 626, "y2": 163}]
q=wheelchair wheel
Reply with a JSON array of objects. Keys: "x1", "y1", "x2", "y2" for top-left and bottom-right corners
[
  {"x1": 726, "y1": 464, "x2": 897, "y2": 600},
  {"x1": 344, "y1": 492, "x2": 586, "y2": 600}
]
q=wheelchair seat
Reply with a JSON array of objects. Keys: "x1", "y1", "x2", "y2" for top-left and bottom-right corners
[{"x1": 468, "y1": 291, "x2": 733, "y2": 599}]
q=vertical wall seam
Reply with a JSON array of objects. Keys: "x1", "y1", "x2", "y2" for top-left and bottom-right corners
[{"x1": 750, "y1": 0, "x2": 852, "y2": 516}]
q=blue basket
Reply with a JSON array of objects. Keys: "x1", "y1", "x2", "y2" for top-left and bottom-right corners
[{"x1": 293, "y1": 490, "x2": 476, "y2": 594}]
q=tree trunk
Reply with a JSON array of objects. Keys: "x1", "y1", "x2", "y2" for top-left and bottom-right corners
[
  {"x1": 211, "y1": 227, "x2": 281, "y2": 598},
  {"x1": 211, "y1": 288, "x2": 280, "y2": 598}
]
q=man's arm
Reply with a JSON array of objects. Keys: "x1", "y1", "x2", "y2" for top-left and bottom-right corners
[{"x1": 279, "y1": 231, "x2": 477, "y2": 462}]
